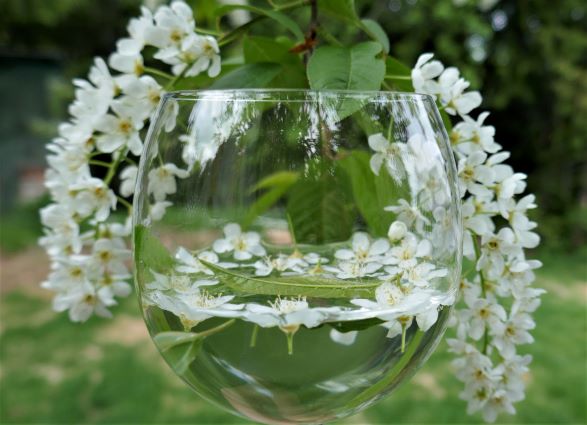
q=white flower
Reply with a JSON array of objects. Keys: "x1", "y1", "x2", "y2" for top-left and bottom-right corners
[
  {"x1": 438, "y1": 67, "x2": 482, "y2": 115},
  {"x1": 465, "y1": 297, "x2": 507, "y2": 340},
  {"x1": 477, "y1": 228, "x2": 520, "y2": 276},
  {"x1": 96, "y1": 272, "x2": 132, "y2": 300},
  {"x1": 244, "y1": 296, "x2": 337, "y2": 330},
  {"x1": 331, "y1": 261, "x2": 383, "y2": 279},
  {"x1": 145, "y1": 270, "x2": 217, "y2": 294},
  {"x1": 335, "y1": 232, "x2": 389, "y2": 264},
  {"x1": 41, "y1": 256, "x2": 91, "y2": 293},
  {"x1": 212, "y1": 223, "x2": 266, "y2": 260},
  {"x1": 457, "y1": 151, "x2": 494, "y2": 197},
  {"x1": 403, "y1": 262, "x2": 448, "y2": 287},
  {"x1": 329, "y1": 329, "x2": 358, "y2": 346},
  {"x1": 53, "y1": 281, "x2": 116, "y2": 322},
  {"x1": 411, "y1": 53, "x2": 444, "y2": 95},
  {"x1": 383, "y1": 232, "x2": 432, "y2": 270},
  {"x1": 122, "y1": 76, "x2": 163, "y2": 119},
  {"x1": 149, "y1": 201, "x2": 172, "y2": 221},
  {"x1": 70, "y1": 178, "x2": 117, "y2": 222},
  {"x1": 490, "y1": 314, "x2": 535, "y2": 358},
  {"x1": 119, "y1": 165, "x2": 138, "y2": 197},
  {"x1": 91, "y1": 238, "x2": 131, "y2": 276},
  {"x1": 109, "y1": 41, "x2": 144, "y2": 76},
  {"x1": 147, "y1": 289, "x2": 243, "y2": 330},
  {"x1": 145, "y1": 1, "x2": 195, "y2": 50},
  {"x1": 148, "y1": 163, "x2": 189, "y2": 201},
  {"x1": 384, "y1": 199, "x2": 430, "y2": 233},
  {"x1": 177, "y1": 35, "x2": 222, "y2": 78},
  {"x1": 175, "y1": 247, "x2": 219, "y2": 275},
  {"x1": 387, "y1": 220, "x2": 408, "y2": 241},
  {"x1": 46, "y1": 140, "x2": 91, "y2": 181},
  {"x1": 253, "y1": 254, "x2": 307, "y2": 277},
  {"x1": 94, "y1": 101, "x2": 144, "y2": 155},
  {"x1": 368, "y1": 133, "x2": 406, "y2": 181},
  {"x1": 452, "y1": 112, "x2": 500, "y2": 154}
]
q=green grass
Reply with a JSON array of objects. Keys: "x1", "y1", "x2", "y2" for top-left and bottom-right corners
[
  {"x1": 0, "y1": 197, "x2": 47, "y2": 253},
  {"x1": 0, "y1": 251, "x2": 585, "y2": 424}
]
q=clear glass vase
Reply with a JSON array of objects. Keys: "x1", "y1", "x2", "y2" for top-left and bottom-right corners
[{"x1": 133, "y1": 89, "x2": 462, "y2": 424}]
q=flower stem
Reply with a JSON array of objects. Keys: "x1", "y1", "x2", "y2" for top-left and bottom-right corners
[
  {"x1": 104, "y1": 148, "x2": 128, "y2": 185},
  {"x1": 217, "y1": 0, "x2": 309, "y2": 47},
  {"x1": 89, "y1": 159, "x2": 113, "y2": 168},
  {"x1": 472, "y1": 234, "x2": 490, "y2": 355},
  {"x1": 116, "y1": 196, "x2": 133, "y2": 211},
  {"x1": 143, "y1": 66, "x2": 174, "y2": 80},
  {"x1": 286, "y1": 332, "x2": 295, "y2": 355},
  {"x1": 401, "y1": 323, "x2": 407, "y2": 353},
  {"x1": 385, "y1": 75, "x2": 412, "y2": 81},
  {"x1": 249, "y1": 324, "x2": 259, "y2": 348},
  {"x1": 199, "y1": 319, "x2": 236, "y2": 338}
]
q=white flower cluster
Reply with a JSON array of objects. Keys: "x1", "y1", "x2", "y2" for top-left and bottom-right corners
[
  {"x1": 144, "y1": 214, "x2": 454, "y2": 351},
  {"x1": 40, "y1": 1, "x2": 221, "y2": 321},
  {"x1": 412, "y1": 53, "x2": 544, "y2": 422}
]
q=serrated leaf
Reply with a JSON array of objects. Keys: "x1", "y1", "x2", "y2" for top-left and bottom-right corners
[
  {"x1": 319, "y1": 0, "x2": 359, "y2": 24},
  {"x1": 210, "y1": 63, "x2": 282, "y2": 89},
  {"x1": 338, "y1": 151, "x2": 402, "y2": 237},
  {"x1": 286, "y1": 165, "x2": 354, "y2": 244},
  {"x1": 307, "y1": 42, "x2": 386, "y2": 119},
  {"x1": 308, "y1": 42, "x2": 385, "y2": 91},
  {"x1": 360, "y1": 19, "x2": 390, "y2": 53},
  {"x1": 202, "y1": 261, "x2": 379, "y2": 299},
  {"x1": 215, "y1": 5, "x2": 304, "y2": 40},
  {"x1": 243, "y1": 36, "x2": 297, "y2": 64}
]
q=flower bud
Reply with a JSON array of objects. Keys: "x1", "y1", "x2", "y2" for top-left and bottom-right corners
[{"x1": 388, "y1": 221, "x2": 407, "y2": 241}]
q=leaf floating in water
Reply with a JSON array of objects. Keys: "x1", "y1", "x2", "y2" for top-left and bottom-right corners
[{"x1": 202, "y1": 260, "x2": 379, "y2": 299}]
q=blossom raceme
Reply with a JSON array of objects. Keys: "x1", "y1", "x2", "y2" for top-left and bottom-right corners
[
  {"x1": 40, "y1": 0, "x2": 222, "y2": 323},
  {"x1": 412, "y1": 52, "x2": 542, "y2": 422}
]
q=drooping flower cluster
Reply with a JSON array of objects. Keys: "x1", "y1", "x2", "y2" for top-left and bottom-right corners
[
  {"x1": 412, "y1": 53, "x2": 543, "y2": 422},
  {"x1": 40, "y1": 1, "x2": 221, "y2": 321}
]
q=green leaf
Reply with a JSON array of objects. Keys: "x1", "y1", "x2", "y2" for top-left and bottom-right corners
[
  {"x1": 153, "y1": 331, "x2": 200, "y2": 351},
  {"x1": 308, "y1": 42, "x2": 385, "y2": 91},
  {"x1": 243, "y1": 171, "x2": 300, "y2": 228},
  {"x1": 243, "y1": 36, "x2": 297, "y2": 64},
  {"x1": 153, "y1": 331, "x2": 204, "y2": 375},
  {"x1": 319, "y1": 0, "x2": 359, "y2": 24},
  {"x1": 202, "y1": 261, "x2": 379, "y2": 299},
  {"x1": 210, "y1": 63, "x2": 282, "y2": 89},
  {"x1": 307, "y1": 42, "x2": 386, "y2": 119},
  {"x1": 360, "y1": 19, "x2": 390, "y2": 53},
  {"x1": 215, "y1": 4, "x2": 304, "y2": 41},
  {"x1": 338, "y1": 151, "x2": 402, "y2": 237},
  {"x1": 172, "y1": 339, "x2": 204, "y2": 375},
  {"x1": 385, "y1": 57, "x2": 414, "y2": 92},
  {"x1": 286, "y1": 164, "x2": 354, "y2": 244},
  {"x1": 134, "y1": 225, "x2": 174, "y2": 274},
  {"x1": 252, "y1": 171, "x2": 300, "y2": 192},
  {"x1": 440, "y1": 109, "x2": 453, "y2": 132}
]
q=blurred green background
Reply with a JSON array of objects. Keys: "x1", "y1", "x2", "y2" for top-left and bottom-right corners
[{"x1": 0, "y1": 0, "x2": 585, "y2": 424}]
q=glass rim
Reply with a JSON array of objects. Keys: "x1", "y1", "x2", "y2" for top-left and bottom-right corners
[{"x1": 162, "y1": 88, "x2": 435, "y2": 102}]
